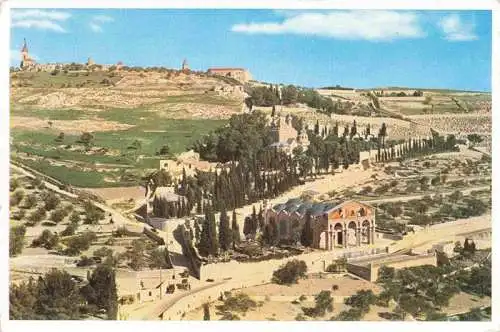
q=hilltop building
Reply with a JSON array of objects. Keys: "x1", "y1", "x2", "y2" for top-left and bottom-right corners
[
  {"x1": 207, "y1": 67, "x2": 252, "y2": 83},
  {"x1": 181, "y1": 59, "x2": 189, "y2": 72},
  {"x1": 269, "y1": 113, "x2": 310, "y2": 154},
  {"x1": 20, "y1": 38, "x2": 36, "y2": 70},
  {"x1": 264, "y1": 198, "x2": 376, "y2": 250}
]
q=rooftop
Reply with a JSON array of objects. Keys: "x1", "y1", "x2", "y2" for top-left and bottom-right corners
[{"x1": 271, "y1": 198, "x2": 343, "y2": 217}]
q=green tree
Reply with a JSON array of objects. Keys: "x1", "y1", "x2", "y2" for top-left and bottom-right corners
[
  {"x1": 10, "y1": 225, "x2": 26, "y2": 257},
  {"x1": 218, "y1": 205, "x2": 232, "y2": 251},
  {"x1": 313, "y1": 290, "x2": 334, "y2": 316},
  {"x1": 83, "y1": 201, "x2": 104, "y2": 224},
  {"x1": 203, "y1": 303, "x2": 210, "y2": 320},
  {"x1": 43, "y1": 192, "x2": 60, "y2": 211},
  {"x1": 272, "y1": 260, "x2": 307, "y2": 285},
  {"x1": 300, "y1": 211, "x2": 313, "y2": 247},
  {"x1": 78, "y1": 132, "x2": 94, "y2": 146},
  {"x1": 83, "y1": 264, "x2": 118, "y2": 319},
  {"x1": 197, "y1": 205, "x2": 219, "y2": 256},
  {"x1": 32, "y1": 230, "x2": 59, "y2": 250},
  {"x1": 10, "y1": 269, "x2": 84, "y2": 320},
  {"x1": 231, "y1": 210, "x2": 240, "y2": 248}
]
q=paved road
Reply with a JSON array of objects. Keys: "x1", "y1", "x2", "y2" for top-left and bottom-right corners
[{"x1": 136, "y1": 280, "x2": 227, "y2": 320}]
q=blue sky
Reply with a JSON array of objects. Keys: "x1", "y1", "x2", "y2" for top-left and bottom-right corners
[{"x1": 10, "y1": 9, "x2": 491, "y2": 91}]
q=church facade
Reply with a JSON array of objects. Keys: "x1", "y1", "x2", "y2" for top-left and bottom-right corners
[{"x1": 264, "y1": 199, "x2": 376, "y2": 250}]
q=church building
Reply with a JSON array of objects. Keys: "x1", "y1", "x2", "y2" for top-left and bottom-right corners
[
  {"x1": 264, "y1": 198, "x2": 376, "y2": 250},
  {"x1": 20, "y1": 38, "x2": 36, "y2": 70}
]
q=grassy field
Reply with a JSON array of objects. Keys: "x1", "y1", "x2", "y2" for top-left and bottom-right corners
[
  {"x1": 11, "y1": 70, "x2": 122, "y2": 88},
  {"x1": 11, "y1": 106, "x2": 226, "y2": 187}
]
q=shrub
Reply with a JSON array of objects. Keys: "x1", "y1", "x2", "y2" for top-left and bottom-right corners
[
  {"x1": 93, "y1": 247, "x2": 113, "y2": 258},
  {"x1": 60, "y1": 223, "x2": 78, "y2": 237},
  {"x1": 64, "y1": 231, "x2": 97, "y2": 256},
  {"x1": 20, "y1": 194, "x2": 37, "y2": 209},
  {"x1": 333, "y1": 308, "x2": 363, "y2": 321},
  {"x1": 218, "y1": 293, "x2": 257, "y2": 313},
  {"x1": 69, "y1": 211, "x2": 81, "y2": 224},
  {"x1": 50, "y1": 208, "x2": 67, "y2": 223},
  {"x1": 303, "y1": 290, "x2": 333, "y2": 317},
  {"x1": 32, "y1": 230, "x2": 59, "y2": 250},
  {"x1": 11, "y1": 209, "x2": 26, "y2": 221},
  {"x1": 344, "y1": 290, "x2": 376, "y2": 314},
  {"x1": 83, "y1": 201, "x2": 104, "y2": 224},
  {"x1": 10, "y1": 178, "x2": 19, "y2": 192},
  {"x1": 10, "y1": 225, "x2": 26, "y2": 257},
  {"x1": 272, "y1": 259, "x2": 307, "y2": 285},
  {"x1": 28, "y1": 207, "x2": 47, "y2": 224},
  {"x1": 42, "y1": 192, "x2": 60, "y2": 211},
  {"x1": 219, "y1": 312, "x2": 241, "y2": 320},
  {"x1": 76, "y1": 255, "x2": 96, "y2": 267},
  {"x1": 10, "y1": 190, "x2": 25, "y2": 206}
]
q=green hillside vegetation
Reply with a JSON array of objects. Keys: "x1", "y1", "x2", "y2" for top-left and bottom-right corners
[{"x1": 11, "y1": 116, "x2": 225, "y2": 187}]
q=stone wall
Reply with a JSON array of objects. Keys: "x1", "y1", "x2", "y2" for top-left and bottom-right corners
[
  {"x1": 370, "y1": 254, "x2": 437, "y2": 281},
  {"x1": 346, "y1": 263, "x2": 371, "y2": 281}
]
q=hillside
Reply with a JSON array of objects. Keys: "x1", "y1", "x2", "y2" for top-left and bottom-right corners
[{"x1": 10, "y1": 69, "x2": 246, "y2": 187}]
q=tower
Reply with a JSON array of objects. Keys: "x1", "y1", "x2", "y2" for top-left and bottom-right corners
[
  {"x1": 182, "y1": 59, "x2": 189, "y2": 71},
  {"x1": 297, "y1": 123, "x2": 310, "y2": 148},
  {"x1": 20, "y1": 38, "x2": 35, "y2": 69}
]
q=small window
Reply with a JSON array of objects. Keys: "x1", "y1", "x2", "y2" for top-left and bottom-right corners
[{"x1": 149, "y1": 291, "x2": 152, "y2": 297}]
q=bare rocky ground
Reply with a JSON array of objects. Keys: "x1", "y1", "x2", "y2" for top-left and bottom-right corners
[{"x1": 10, "y1": 70, "x2": 246, "y2": 124}]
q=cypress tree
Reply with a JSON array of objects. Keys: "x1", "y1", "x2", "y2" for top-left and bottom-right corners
[
  {"x1": 258, "y1": 205, "x2": 265, "y2": 230},
  {"x1": 243, "y1": 217, "x2": 252, "y2": 239},
  {"x1": 87, "y1": 264, "x2": 118, "y2": 319},
  {"x1": 300, "y1": 210, "x2": 313, "y2": 247},
  {"x1": 218, "y1": 205, "x2": 231, "y2": 251},
  {"x1": 203, "y1": 303, "x2": 210, "y2": 320},
  {"x1": 231, "y1": 210, "x2": 240, "y2": 248},
  {"x1": 251, "y1": 205, "x2": 258, "y2": 234},
  {"x1": 209, "y1": 206, "x2": 219, "y2": 255},
  {"x1": 197, "y1": 209, "x2": 211, "y2": 257}
]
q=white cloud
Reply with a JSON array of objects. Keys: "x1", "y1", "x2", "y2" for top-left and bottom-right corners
[
  {"x1": 88, "y1": 14, "x2": 114, "y2": 33},
  {"x1": 89, "y1": 22, "x2": 103, "y2": 33},
  {"x1": 11, "y1": 9, "x2": 71, "y2": 21},
  {"x1": 92, "y1": 15, "x2": 114, "y2": 23},
  {"x1": 231, "y1": 11, "x2": 425, "y2": 41},
  {"x1": 11, "y1": 9, "x2": 70, "y2": 33},
  {"x1": 12, "y1": 19, "x2": 66, "y2": 33},
  {"x1": 438, "y1": 14, "x2": 477, "y2": 41}
]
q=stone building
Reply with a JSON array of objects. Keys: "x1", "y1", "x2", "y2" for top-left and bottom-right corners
[
  {"x1": 264, "y1": 198, "x2": 376, "y2": 250},
  {"x1": 269, "y1": 114, "x2": 310, "y2": 154},
  {"x1": 207, "y1": 67, "x2": 252, "y2": 82},
  {"x1": 20, "y1": 38, "x2": 36, "y2": 70}
]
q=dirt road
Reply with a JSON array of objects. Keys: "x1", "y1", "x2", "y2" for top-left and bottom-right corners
[{"x1": 361, "y1": 185, "x2": 490, "y2": 204}]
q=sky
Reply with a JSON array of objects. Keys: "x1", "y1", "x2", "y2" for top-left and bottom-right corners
[{"x1": 10, "y1": 9, "x2": 492, "y2": 91}]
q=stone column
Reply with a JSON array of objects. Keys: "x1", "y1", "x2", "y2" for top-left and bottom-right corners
[
  {"x1": 325, "y1": 231, "x2": 329, "y2": 251},
  {"x1": 370, "y1": 226, "x2": 375, "y2": 245},
  {"x1": 331, "y1": 232, "x2": 334, "y2": 250},
  {"x1": 343, "y1": 229, "x2": 348, "y2": 248},
  {"x1": 356, "y1": 228, "x2": 361, "y2": 247}
]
